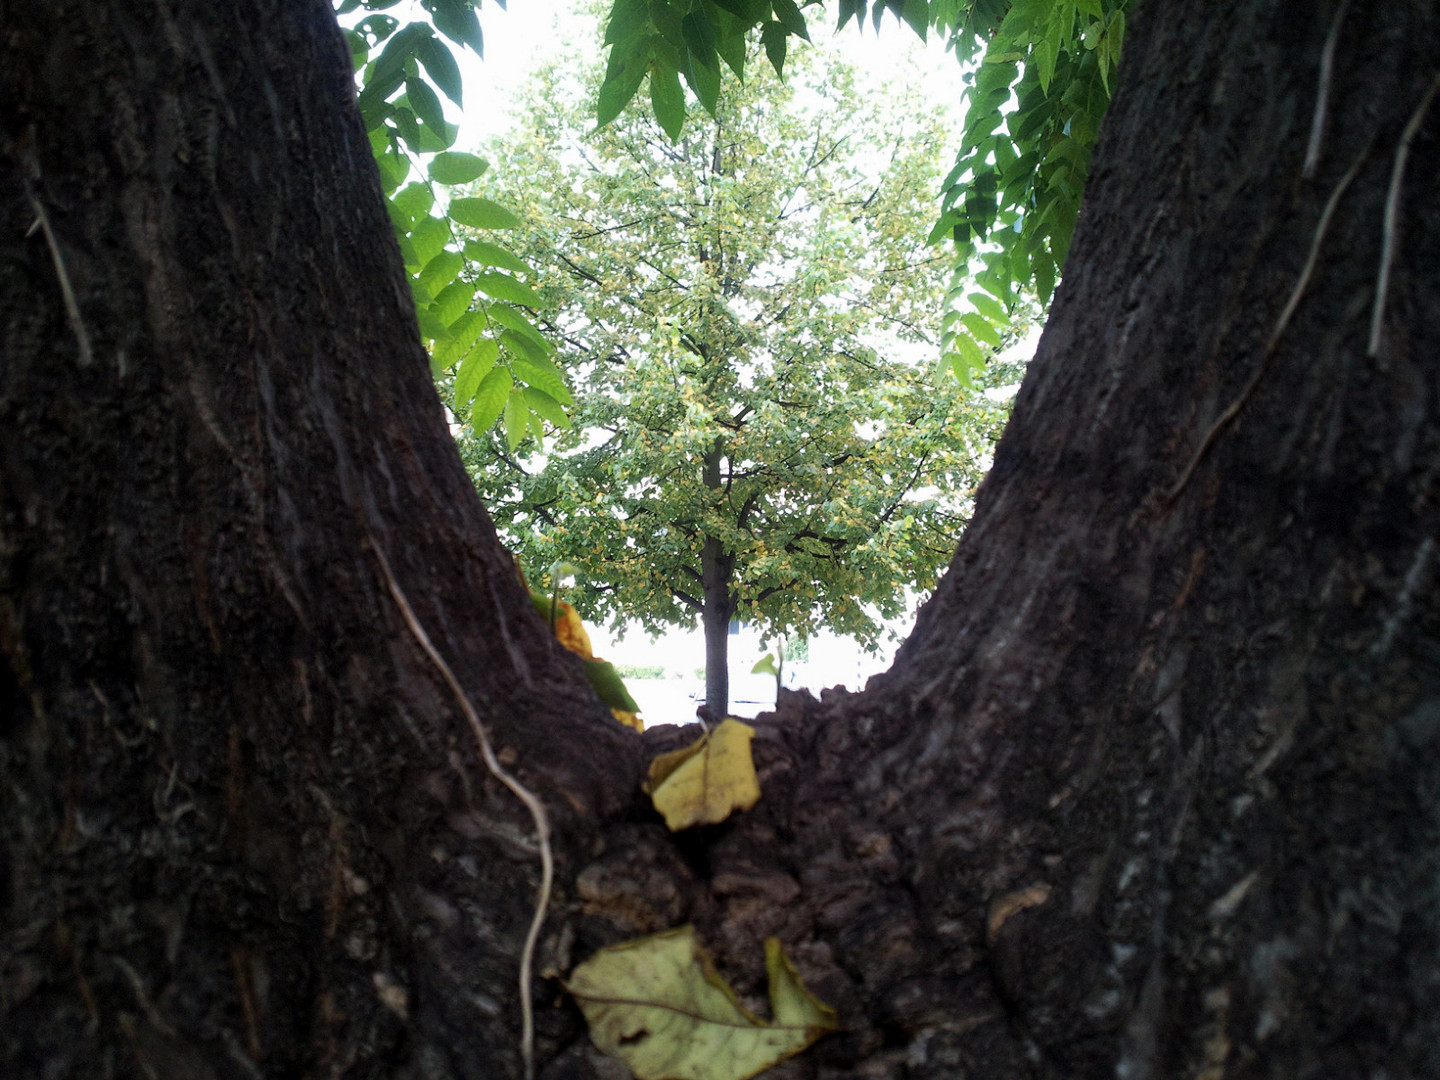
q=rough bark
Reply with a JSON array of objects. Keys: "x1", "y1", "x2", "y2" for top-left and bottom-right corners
[
  {"x1": 2, "y1": 1, "x2": 1438, "y2": 1080},
  {"x1": 0, "y1": 3, "x2": 637, "y2": 1077}
]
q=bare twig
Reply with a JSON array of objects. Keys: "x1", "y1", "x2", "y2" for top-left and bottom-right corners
[
  {"x1": 370, "y1": 540, "x2": 553, "y2": 1080},
  {"x1": 1369, "y1": 70, "x2": 1440, "y2": 357},
  {"x1": 1303, "y1": 0, "x2": 1352, "y2": 179}
]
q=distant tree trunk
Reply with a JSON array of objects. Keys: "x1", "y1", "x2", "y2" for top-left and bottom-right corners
[
  {"x1": 3, "y1": 3, "x2": 1438, "y2": 1080},
  {"x1": 701, "y1": 438, "x2": 734, "y2": 716}
]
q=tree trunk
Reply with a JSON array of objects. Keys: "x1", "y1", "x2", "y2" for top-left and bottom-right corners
[
  {"x1": 701, "y1": 438, "x2": 734, "y2": 717},
  {"x1": 3, "y1": 3, "x2": 1439, "y2": 1080},
  {"x1": 0, "y1": 4, "x2": 637, "y2": 1077}
]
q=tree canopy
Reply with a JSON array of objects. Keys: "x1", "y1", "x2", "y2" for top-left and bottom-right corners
[
  {"x1": 597, "y1": 0, "x2": 1127, "y2": 379},
  {"x1": 458, "y1": 35, "x2": 1017, "y2": 712}
]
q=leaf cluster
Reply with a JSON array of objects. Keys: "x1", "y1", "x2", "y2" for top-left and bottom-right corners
[
  {"x1": 596, "y1": 0, "x2": 1128, "y2": 381},
  {"x1": 337, "y1": 0, "x2": 577, "y2": 450}
]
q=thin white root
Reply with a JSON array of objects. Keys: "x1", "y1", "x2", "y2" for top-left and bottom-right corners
[
  {"x1": 1303, "y1": 0, "x2": 1352, "y2": 179},
  {"x1": 1166, "y1": 140, "x2": 1369, "y2": 506},
  {"x1": 24, "y1": 180, "x2": 95, "y2": 368},
  {"x1": 1369, "y1": 70, "x2": 1440, "y2": 357},
  {"x1": 370, "y1": 540, "x2": 553, "y2": 1080}
]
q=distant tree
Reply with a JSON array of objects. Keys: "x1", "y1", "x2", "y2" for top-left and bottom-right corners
[{"x1": 461, "y1": 40, "x2": 1014, "y2": 715}]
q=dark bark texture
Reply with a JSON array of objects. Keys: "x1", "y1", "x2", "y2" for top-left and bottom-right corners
[
  {"x1": 3, "y1": 1, "x2": 1439, "y2": 1079},
  {"x1": 0, "y1": 3, "x2": 637, "y2": 1077}
]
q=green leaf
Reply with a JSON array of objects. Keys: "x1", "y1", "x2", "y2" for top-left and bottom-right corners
[
  {"x1": 471, "y1": 366, "x2": 512, "y2": 434},
  {"x1": 715, "y1": 26, "x2": 747, "y2": 80},
  {"x1": 503, "y1": 388, "x2": 528, "y2": 450},
  {"x1": 394, "y1": 231, "x2": 421, "y2": 272},
  {"x1": 392, "y1": 182, "x2": 434, "y2": 224},
  {"x1": 523, "y1": 386, "x2": 572, "y2": 430},
  {"x1": 413, "y1": 114, "x2": 458, "y2": 152},
  {"x1": 511, "y1": 354, "x2": 573, "y2": 406},
  {"x1": 449, "y1": 197, "x2": 522, "y2": 229},
  {"x1": 419, "y1": 249, "x2": 464, "y2": 294},
  {"x1": 415, "y1": 33, "x2": 463, "y2": 106},
  {"x1": 368, "y1": 22, "x2": 428, "y2": 94},
  {"x1": 567, "y1": 926, "x2": 837, "y2": 1080},
  {"x1": 432, "y1": 280, "x2": 476, "y2": 326},
  {"x1": 429, "y1": 0, "x2": 483, "y2": 53},
  {"x1": 967, "y1": 292, "x2": 1008, "y2": 323},
  {"x1": 486, "y1": 303, "x2": 552, "y2": 348},
  {"x1": 501, "y1": 328, "x2": 550, "y2": 365},
  {"x1": 429, "y1": 151, "x2": 489, "y2": 184},
  {"x1": 900, "y1": 0, "x2": 928, "y2": 40},
  {"x1": 464, "y1": 239, "x2": 533, "y2": 275},
  {"x1": 409, "y1": 215, "x2": 450, "y2": 265},
  {"x1": 1032, "y1": 34, "x2": 1060, "y2": 95},
  {"x1": 682, "y1": 49, "x2": 722, "y2": 115},
  {"x1": 455, "y1": 338, "x2": 500, "y2": 404},
  {"x1": 649, "y1": 65, "x2": 686, "y2": 139},
  {"x1": 771, "y1": 0, "x2": 810, "y2": 41},
  {"x1": 761, "y1": 21, "x2": 788, "y2": 75},
  {"x1": 375, "y1": 149, "x2": 409, "y2": 194},
  {"x1": 603, "y1": 0, "x2": 651, "y2": 46},
  {"x1": 416, "y1": 307, "x2": 452, "y2": 344},
  {"x1": 434, "y1": 309, "x2": 488, "y2": 368},
  {"x1": 475, "y1": 271, "x2": 542, "y2": 307},
  {"x1": 950, "y1": 331, "x2": 985, "y2": 370},
  {"x1": 1034, "y1": 248, "x2": 1056, "y2": 304},
  {"x1": 405, "y1": 77, "x2": 447, "y2": 134},
  {"x1": 681, "y1": 11, "x2": 719, "y2": 70},
  {"x1": 598, "y1": 37, "x2": 652, "y2": 128},
  {"x1": 959, "y1": 311, "x2": 1002, "y2": 348},
  {"x1": 583, "y1": 657, "x2": 640, "y2": 712},
  {"x1": 711, "y1": 0, "x2": 769, "y2": 23}
]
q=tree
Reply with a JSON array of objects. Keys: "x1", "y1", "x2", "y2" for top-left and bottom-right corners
[
  {"x1": 3, "y1": 3, "x2": 1438, "y2": 1079},
  {"x1": 463, "y1": 41, "x2": 1007, "y2": 716},
  {"x1": 594, "y1": 0, "x2": 1129, "y2": 376}
]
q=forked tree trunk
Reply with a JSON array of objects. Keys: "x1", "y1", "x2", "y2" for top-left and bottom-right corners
[{"x1": 3, "y1": 2, "x2": 1438, "y2": 1080}]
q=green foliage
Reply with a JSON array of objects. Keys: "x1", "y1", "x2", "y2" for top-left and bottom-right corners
[
  {"x1": 460, "y1": 38, "x2": 1019, "y2": 659},
  {"x1": 615, "y1": 663, "x2": 668, "y2": 679},
  {"x1": 337, "y1": 0, "x2": 575, "y2": 449},
  {"x1": 597, "y1": 0, "x2": 1129, "y2": 381}
]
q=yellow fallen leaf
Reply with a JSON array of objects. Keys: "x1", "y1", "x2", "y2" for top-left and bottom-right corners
[
  {"x1": 568, "y1": 926, "x2": 837, "y2": 1080},
  {"x1": 611, "y1": 708, "x2": 643, "y2": 732},
  {"x1": 529, "y1": 586, "x2": 643, "y2": 731},
  {"x1": 643, "y1": 719, "x2": 759, "y2": 831},
  {"x1": 531, "y1": 592, "x2": 595, "y2": 659}
]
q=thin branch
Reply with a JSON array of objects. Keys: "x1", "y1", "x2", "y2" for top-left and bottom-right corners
[
  {"x1": 572, "y1": 218, "x2": 645, "y2": 241},
  {"x1": 368, "y1": 540, "x2": 552, "y2": 1080},
  {"x1": 1369, "y1": 70, "x2": 1440, "y2": 357},
  {"x1": 754, "y1": 580, "x2": 800, "y2": 604}
]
